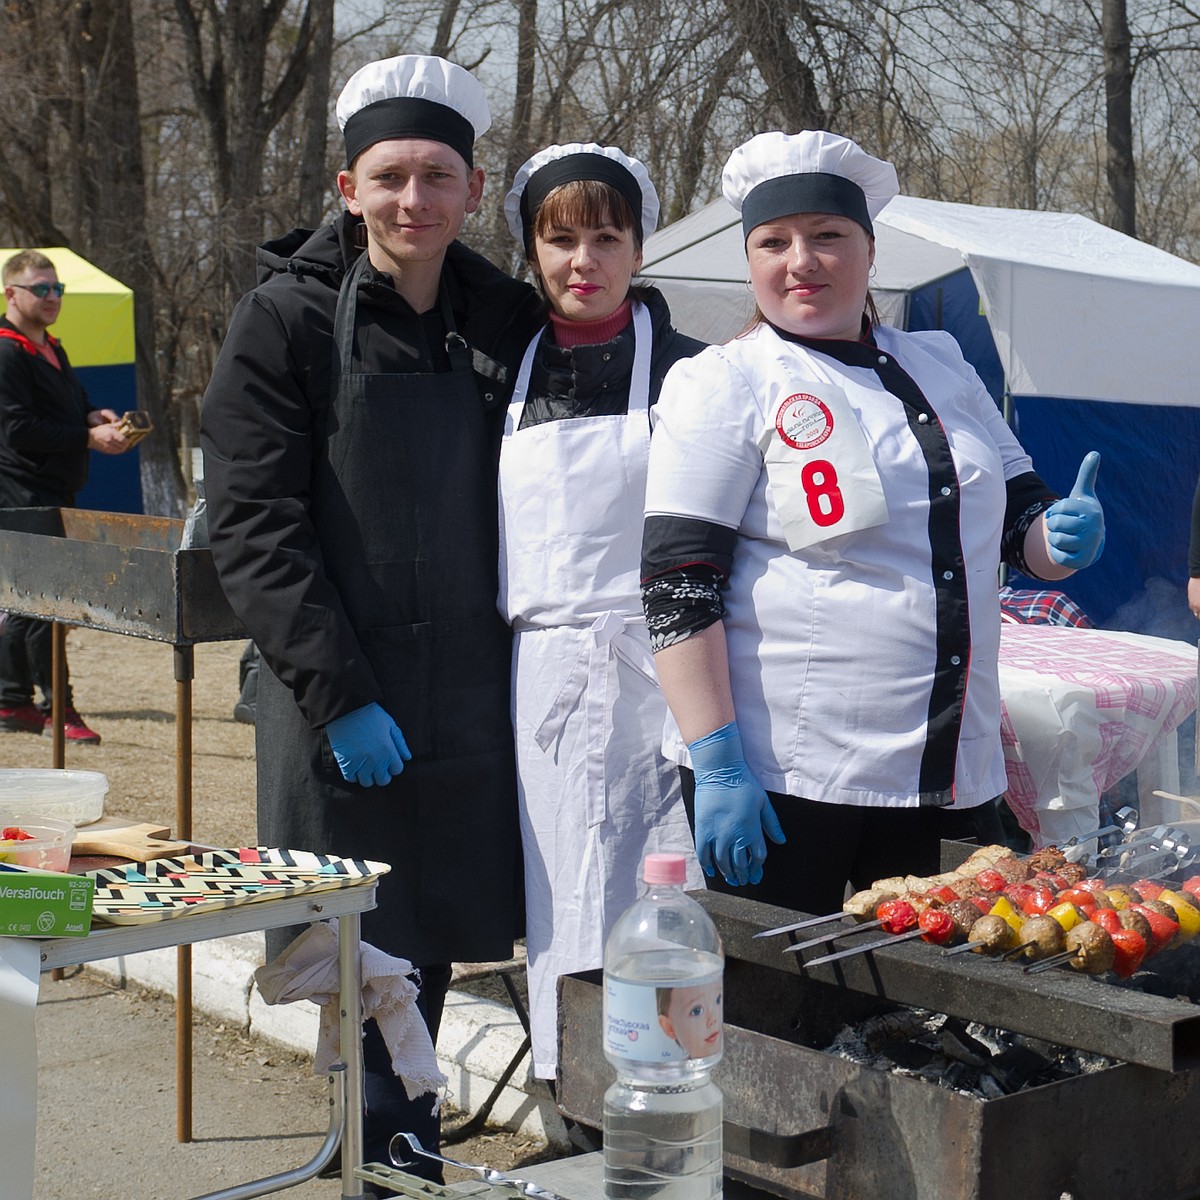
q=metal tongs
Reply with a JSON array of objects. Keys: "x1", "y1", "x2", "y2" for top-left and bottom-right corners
[{"x1": 389, "y1": 1132, "x2": 568, "y2": 1199}]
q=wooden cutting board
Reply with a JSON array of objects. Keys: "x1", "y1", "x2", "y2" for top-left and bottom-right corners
[{"x1": 71, "y1": 815, "x2": 190, "y2": 861}]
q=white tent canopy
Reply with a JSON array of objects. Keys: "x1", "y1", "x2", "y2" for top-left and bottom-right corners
[{"x1": 642, "y1": 194, "x2": 1200, "y2": 407}]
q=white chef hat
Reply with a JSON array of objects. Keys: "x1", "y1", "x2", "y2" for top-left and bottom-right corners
[
  {"x1": 722, "y1": 130, "x2": 899, "y2": 241},
  {"x1": 336, "y1": 54, "x2": 490, "y2": 168},
  {"x1": 504, "y1": 143, "x2": 660, "y2": 248}
]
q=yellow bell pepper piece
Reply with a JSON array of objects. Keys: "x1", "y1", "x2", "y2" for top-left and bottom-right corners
[
  {"x1": 1156, "y1": 890, "x2": 1200, "y2": 940},
  {"x1": 988, "y1": 896, "x2": 1024, "y2": 933},
  {"x1": 1047, "y1": 902, "x2": 1083, "y2": 932}
]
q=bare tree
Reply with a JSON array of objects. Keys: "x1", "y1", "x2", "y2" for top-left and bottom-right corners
[
  {"x1": 171, "y1": 0, "x2": 328, "y2": 311},
  {"x1": 1102, "y1": 0, "x2": 1136, "y2": 234}
]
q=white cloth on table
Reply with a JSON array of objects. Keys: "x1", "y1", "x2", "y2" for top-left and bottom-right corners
[
  {"x1": 998, "y1": 625, "x2": 1198, "y2": 848},
  {"x1": 254, "y1": 920, "x2": 446, "y2": 1103}
]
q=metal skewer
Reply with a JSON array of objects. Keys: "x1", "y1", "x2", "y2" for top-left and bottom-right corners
[
  {"x1": 1097, "y1": 824, "x2": 1177, "y2": 859},
  {"x1": 755, "y1": 910, "x2": 861, "y2": 938},
  {"x1": 1100, "y1": 833, "x2": 1193, "y2": 879},
  {"x1": 942, "y1": 938, "x2": 992, "y2": 957},
  {"x1": 1060, "y1": 806, "x2": 1140, "y2": 862},
  {"x1": 1024, "y1": 948, "x2": 1081, "y2": 974},
  {"x1": 800, "y1": 927, "x2": 927, "y2": 968},
  {"x1": 1064, "y1": 806, "x2": 1139, "y2": 849},
  {"x1": 782, "y1": 917, "x2": 891, "y2": 954},
  {"x1": 1002, "y1": 939, "x2": 1038, "y2": 962}
]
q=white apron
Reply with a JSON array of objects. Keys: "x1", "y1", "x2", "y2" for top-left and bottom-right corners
[{"x1": 498, "y1": 302, "x2": 701, "y2": 1078}]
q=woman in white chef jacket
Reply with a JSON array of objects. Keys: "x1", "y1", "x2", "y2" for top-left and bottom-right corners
[
  {"x1": 498, "y1": 143, "x2": 705, "y2": 1080},
  {"x1": 641, "y1": 131, "x2": 1107, "y2": 914}
]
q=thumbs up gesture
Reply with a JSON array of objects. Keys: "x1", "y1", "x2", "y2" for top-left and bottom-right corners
[{"x1": 1043, "y1": 451, "x2": 1105, "y2": 570}]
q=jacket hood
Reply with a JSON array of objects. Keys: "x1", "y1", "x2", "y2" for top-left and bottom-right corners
[{"x1": 255, "y1": 214, "x2": 358, "y2": 287}]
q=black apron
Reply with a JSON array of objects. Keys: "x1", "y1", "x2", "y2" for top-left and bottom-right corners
[{"x1": 257, "y1": 252, "x2": 519, "y2": 965}]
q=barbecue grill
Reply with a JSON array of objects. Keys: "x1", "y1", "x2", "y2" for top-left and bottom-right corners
[
  {"x1": 0, "y1": 506, "x2": 241, "y2": 641},
  {"x1": 556, "y1": 845, "x2": 1200, "y2": 1200}
]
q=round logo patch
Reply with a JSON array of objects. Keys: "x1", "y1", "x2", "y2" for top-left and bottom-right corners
[{"x1": 776, "y1": 393, "x2": 834, "y2": 450}]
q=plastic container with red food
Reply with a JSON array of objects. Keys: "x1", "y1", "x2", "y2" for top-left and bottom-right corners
[{"x1": 0, "y1": 817, "x2": 76, "y2": 872}]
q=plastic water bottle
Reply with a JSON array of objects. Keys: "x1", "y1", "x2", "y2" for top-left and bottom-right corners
[{"x1": 602, "y1": 852, "x2": 723, "y2": 1199}]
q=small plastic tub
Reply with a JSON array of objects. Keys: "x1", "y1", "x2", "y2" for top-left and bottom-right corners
[
  {"x1": 0, "y1": 816, "x2": 76, "y2": 872},
  {"x1": 0, "y1": 769, "x2": 108, "y2": 827}
]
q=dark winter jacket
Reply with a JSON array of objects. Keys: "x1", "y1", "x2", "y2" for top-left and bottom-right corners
[
  {"x1": 0, "y1": 317, "x2": 95, "y2": 507},
  {"x1": 200, "y1": 212, "x2": 542, "y2": 728},
  {"x1": 517, "y1": 286, "x2": 706, "y2": 429}
]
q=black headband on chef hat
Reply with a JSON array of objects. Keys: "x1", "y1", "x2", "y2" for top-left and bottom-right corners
[
  {"x1": 723, "y1": 130, "x2": 899, "y2": 242},
  {"x1": 336, "y1": 54, "x2": 490, "y2": 168},
  {"x1": 741, "y1": 173, "x2": 873, "y2": 239}
]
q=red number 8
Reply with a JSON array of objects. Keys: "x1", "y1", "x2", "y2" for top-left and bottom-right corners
[{"x1": 801, "y1": 459, "x2": 845, "y2": 527}]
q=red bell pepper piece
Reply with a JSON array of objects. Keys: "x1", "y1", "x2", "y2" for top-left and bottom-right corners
[
  {"x1": 1020, "y1": 885, "x2": 1058, "y2": 916},
  {"x1": 1110, "y1": 928, "x2": 1147, "y2": 978},
  {"x1": 1129, "y1": 904, "x2": 1179, "y2": 955}
]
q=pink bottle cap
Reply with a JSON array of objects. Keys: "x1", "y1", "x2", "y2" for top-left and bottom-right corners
[{"x1": 643, "y1": 853, "x2": 687, "y2": 885}]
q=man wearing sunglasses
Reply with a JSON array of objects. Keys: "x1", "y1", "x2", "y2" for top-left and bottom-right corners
[{"x1": 0, "y1": 250, "x2": 134, "y2": 742}]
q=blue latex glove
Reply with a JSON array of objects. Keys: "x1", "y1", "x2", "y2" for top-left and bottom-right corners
[
  {"x1": 1044, "y1": 451, "x2": 1105, "y2": 570},
  {"x1": 687, "y1": 721, "x2": 786, "y2": 887},
  {"x1": 326, "y1": 702, "x2": 412, "y2": 787}
]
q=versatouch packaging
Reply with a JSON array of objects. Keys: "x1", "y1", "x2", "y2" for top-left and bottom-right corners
[{"x1": 0, "y1": 863, "x2": 94, "y2": 937}]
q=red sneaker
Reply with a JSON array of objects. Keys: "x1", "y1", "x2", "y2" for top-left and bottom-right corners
[
  {"x1": 0, "y1": 704, "x2": 46, "y2": 734},
  {"x1": 43, "y1": 706, "x2": 101, "y2": 745}
]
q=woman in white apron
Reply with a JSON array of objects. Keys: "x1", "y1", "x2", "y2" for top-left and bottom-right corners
[
  {"x1": 498, "y1": 144, "x2": 704, "y2": 1080},
  {"x1": 641, "y1": 131, "x2": 1107, "y2": 915}
]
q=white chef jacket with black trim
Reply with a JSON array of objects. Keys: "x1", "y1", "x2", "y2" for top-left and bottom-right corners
[{"x1": 643, "y1": 321, "x2": 1042, "y2": 811}]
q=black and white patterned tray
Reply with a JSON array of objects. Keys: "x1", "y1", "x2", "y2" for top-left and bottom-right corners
[{"x1": 87, "y1": 847, "x2": 390, "y2": 925}]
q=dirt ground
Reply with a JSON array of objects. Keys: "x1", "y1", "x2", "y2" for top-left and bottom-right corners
[
  {"x1": 0, "y1": 627, "x2": 257, "y2": 847},
  {"x1": 6, "y1": 626, "x2": 555, "y2": 1188}
]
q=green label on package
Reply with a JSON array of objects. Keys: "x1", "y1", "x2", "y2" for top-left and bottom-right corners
[{"x1": 0, "y1": 866, "x2": 94, "y2": 938}]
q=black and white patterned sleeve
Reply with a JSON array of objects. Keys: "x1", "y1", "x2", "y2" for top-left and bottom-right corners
[
  {"x1": 641, "y1": 514, "x2": 736, "y2": 651},
  {"x1": 1000, "y1": 470, "x2": 1059, "y2": 577}
]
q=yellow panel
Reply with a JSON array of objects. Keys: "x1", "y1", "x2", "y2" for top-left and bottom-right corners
[{"x1": 1, "y1": 245, "x2": 134, "y2": 366}]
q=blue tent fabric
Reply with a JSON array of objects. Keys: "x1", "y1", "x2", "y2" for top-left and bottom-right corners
[
  {"x1": 1006, "y1": 396, "x2": 1200, "y2": 626},
  {"x1": 905, "y1": 268, "x2": 1005, "y2": 405},
  {"x1": 73, "y1": 362, "x2": 143, "y2": 514}
]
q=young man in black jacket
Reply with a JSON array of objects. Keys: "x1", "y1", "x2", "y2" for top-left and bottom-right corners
[{"x1": 200, "y1": 56, "x2": 541, "y2": 1185}]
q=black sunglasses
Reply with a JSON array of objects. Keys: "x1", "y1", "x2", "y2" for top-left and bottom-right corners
[{"x1": 10, "y1": 282, "x2": 66, "y2": 299}]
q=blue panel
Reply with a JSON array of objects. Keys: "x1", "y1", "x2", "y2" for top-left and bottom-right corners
[
  {"x1": 1007, "y1": 396, "x2": 1200, "y2": 627},
  {"x1": 906, "y1": 269, "x2": 1006, "y2": 405},
  {"x1": 73, "y1": 364, "x2": 144, "y2": 514}
]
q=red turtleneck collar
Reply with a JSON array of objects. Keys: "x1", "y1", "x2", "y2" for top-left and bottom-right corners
[{"x1": 548, "y1": 298, "x2": 634, "y2": 348}]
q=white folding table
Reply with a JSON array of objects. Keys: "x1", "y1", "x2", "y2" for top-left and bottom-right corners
[{"x1": 35, "y1": 880, "x2": 376, "y2": 1200}]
